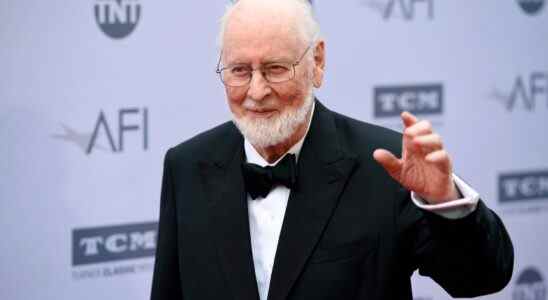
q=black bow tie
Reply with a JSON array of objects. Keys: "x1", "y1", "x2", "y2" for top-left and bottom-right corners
[{"x1": 241, "y1": 154, "x2": 297, "y2": 200}]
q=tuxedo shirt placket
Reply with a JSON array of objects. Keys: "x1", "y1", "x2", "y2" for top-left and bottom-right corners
[{"x1": 244, "y1": 138, "x2": 306, "y2": 300}]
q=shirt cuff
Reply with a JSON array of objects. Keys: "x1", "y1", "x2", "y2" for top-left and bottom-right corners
[{"x1": 411, "y1": 174, "x2": 480, "y2": 220}]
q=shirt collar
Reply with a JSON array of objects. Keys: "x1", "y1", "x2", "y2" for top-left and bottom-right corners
[{"x1": 244, "y1": 101, "x2": 315, "y2": 167}]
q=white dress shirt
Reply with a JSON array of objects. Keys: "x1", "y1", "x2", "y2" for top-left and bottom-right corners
[{"x1": 243, "y1": 103, "x2": 480, "y2": 300}]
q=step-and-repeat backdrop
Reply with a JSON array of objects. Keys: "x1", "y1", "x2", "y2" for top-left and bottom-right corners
[{"x1": 1, "y1": 1, "x2": 547, "y2": 299}]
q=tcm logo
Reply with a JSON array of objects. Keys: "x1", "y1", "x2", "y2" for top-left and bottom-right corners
[
  {"x1": 362, "y1": 0, "x2": 434, "y2": 20},
  {"x1": 517, "y1": 0, "x2": 545, "y2": 15},
  {"x1": 72, "y1": 221, "x2": 158, "y2": 266},
  {"x1": 499, "y1": 170, "x2": 548, "y2": 203},
  {"x1": 491, "y1": 72, "x2": 548, "y2": 111},
  {"x1": 374, "y1": 84, "x2": 443, "y2": 118},
  {"x1": 94, "y1": 0, "x2": 141, "y2": 39},
  {"x1": 52, "y1": 107, "x2": 149, "y2": 155},
  {"x1": 513, "y1": 267, "x2": 546, "y2": 300}
]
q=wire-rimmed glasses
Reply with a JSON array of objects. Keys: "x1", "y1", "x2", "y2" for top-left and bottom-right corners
[{"x1": 216, "y1": 42, "x2": 314, "y2": 87}]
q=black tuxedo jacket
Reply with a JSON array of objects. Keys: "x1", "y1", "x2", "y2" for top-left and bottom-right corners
[{"x1": 151, "y1": 101, "x2": 513, "y2": 300}]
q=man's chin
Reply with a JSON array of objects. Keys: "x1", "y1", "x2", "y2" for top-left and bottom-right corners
[
  {"x1": 233, "y1": 116, "x2": 284, "y2": 147},
  {"x1": 232, "y1": 96, "x2": 313, "y2": 148},
  {"x1": 235, "y1": 115, "x2": 279, "y2": 132}
]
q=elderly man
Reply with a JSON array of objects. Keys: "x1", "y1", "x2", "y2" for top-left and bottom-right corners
[{"x1": 151, "y1": 0, "x2": 514, "y2": 299}]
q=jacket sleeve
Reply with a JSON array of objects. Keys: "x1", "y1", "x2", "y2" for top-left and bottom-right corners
[
  {"x1": 396, "y1": 185, "x2": 514, "y2": 298},
  {"x1": 150, "y1": 149, "x2": 183, "y2": 299}
]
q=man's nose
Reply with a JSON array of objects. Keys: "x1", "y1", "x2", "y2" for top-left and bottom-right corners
[{"x1": 247, "y1": 70, "x2": 271, "y2": 101}]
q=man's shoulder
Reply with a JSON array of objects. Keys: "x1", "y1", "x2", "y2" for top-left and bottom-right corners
[
  {"x1": 166, "y1": 121, "x2": 240, "y2": 163},
  {"x1": 329, "y1": 109, "x2": 403, "y2": 156}
]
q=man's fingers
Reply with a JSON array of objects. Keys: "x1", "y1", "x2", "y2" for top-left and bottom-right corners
[
  {"x1": 404, "y1": 120, "x2": 433, "y2": 137},
  {"x1": 401, "y1": 111, "x2": 418, "y2": 128},
  {"x1": 373, "y1": 149, "x2": 402, "y2": 176},
  {"x1": 425, "y1": 150, "x2": 452, "y2": 173},
  {"x1": 412, "y1": 134, "x2": 443, "y2": 152}
]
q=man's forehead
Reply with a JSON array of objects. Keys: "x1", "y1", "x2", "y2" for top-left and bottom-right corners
[
  {"x1": 222, "y1": 19, "x2": 302, "y2": 63},
  {"x1": 223, "y1": 44, "x2": 297, "y2": 65}
]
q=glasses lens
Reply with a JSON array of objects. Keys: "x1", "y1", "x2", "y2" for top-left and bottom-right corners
[
  {"x1": 221, "y1": 65, "x2": 250, "y2": 86},
  {"x1": 264, "y1": 63, "x2": 294, "y2": 83}
]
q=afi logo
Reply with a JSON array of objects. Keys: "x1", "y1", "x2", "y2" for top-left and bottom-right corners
[
  {"x1": 491, "y1": 72, "x2": 548, "y2": 111},
  {"x1": 88, "y1": 107, "x2": 149, "y2": 154},
  {"x1": 499, "y1": 170, "x2": 548, "y2": 203},
  {"x1": 363, "y1": 0, "x2": 434, "y2": 20},
  {"x1": 52, "y1": 107, "x2": 149, "y2": 155},
  {"x1": 513, "y1": 267, "x2": 546, "y2": 300},
  {"x1": 94, "y1": 0, "x2": 141, "y2": 39},
  {"x1": 374, "y1": 84, "x2": 443, "y2": 118},
  {"x1": 72, "y1": 222, "x2": 158, "y2": 266}
]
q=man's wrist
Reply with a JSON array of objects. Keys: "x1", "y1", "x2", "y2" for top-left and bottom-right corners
[{"x1": 411, "y1": 174, "x2": 480, "y2": 219}]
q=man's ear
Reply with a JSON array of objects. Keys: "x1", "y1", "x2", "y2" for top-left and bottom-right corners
[{"x1": 312, "y1": 40, "x2": 325, "y2": 88}]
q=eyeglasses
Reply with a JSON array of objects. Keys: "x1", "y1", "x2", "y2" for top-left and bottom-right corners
[{"x1": 216, "y1": 42, "x2": 314, "y2": 87}]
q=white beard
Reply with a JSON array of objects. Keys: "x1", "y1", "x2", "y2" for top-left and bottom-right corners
[{"x1": 232, "y1": 91, "x2": 314, "y2": 148}]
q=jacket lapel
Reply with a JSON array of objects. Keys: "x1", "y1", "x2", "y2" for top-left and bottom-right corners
[
  {"x1": 200, "y1": 127, "x2": 260, "y2": 300},
  {"x1": 267, "y1": 101, "x2": 357, "y2": 300}
]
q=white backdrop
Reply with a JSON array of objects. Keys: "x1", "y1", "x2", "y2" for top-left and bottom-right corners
[{"x1": 1, "y1": 1, "x2": 547, "y2": 299}]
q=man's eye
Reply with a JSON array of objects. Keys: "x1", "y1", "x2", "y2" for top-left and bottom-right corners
[
  {"x1": 266, "y1": 64, "x2": 289, "y2": 74},
  {"x1": 230, "y1": 66, "x2": 249, "y2": 76}
]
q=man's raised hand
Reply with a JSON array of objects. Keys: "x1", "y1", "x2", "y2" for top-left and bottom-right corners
[{"x1": 373, "y1": 112, "x2": 458, "y2": 204}]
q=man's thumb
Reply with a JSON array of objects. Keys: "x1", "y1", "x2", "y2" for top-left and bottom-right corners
[{"x1": 373, "y1": 149, "x2": 402, "y2": 177}]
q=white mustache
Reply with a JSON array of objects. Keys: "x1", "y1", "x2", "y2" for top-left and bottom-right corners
[{"x1": 242, "y1": 98, "x2": 276, "y2": 111}]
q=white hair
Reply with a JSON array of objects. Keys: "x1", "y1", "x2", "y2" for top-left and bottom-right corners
[{"x1": 217, "y1": 0, "x2": 321, "y2": 50}]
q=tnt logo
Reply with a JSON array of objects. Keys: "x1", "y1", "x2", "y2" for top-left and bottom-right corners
[
  {"x1": 499, "y1": 170, "x2": 548, "y2": 203},
  {"x1": 374, "y1": 84, "x2": 443, "y2": 118},
  {"x1": 363, "y1": 0, "x2": 434, "y2": 20},
  {"x1": 513, "y1": 267, "x2": 546, "y2": 300},
  {"x1": 491, "y1": 72, "x2": 548, "y2": 111},
  {"x1": 517, "y1": 0, "x2": 545, "y2": 15},
  {"x1": 72, "y1": 222, "x2": 158, "y2": 266},
  {"x1": 94, "y1": 0, "x2": 141, "y2": 39}
]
